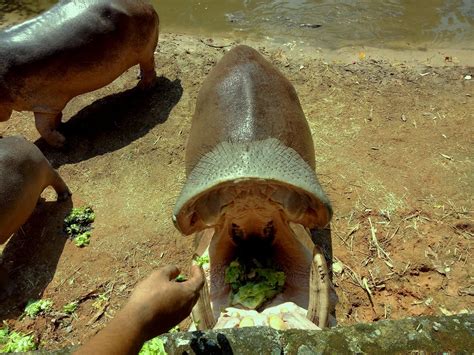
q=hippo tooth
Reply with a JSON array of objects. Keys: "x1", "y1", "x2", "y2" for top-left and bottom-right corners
[
  {"x1": 239, "y1": 317, "x2": 255, "y2": 327},
  {"x1": 307, "y1": 245, "x2": 330, "y2": 328},
  {"x1": 282, "y1": 311, "x2": 322, "y2": 330},
  {"x1": 268, "y1": 315, "x2": 288, "y2": 330},
  {"x1": 191, "y1": 265, "x2": 216, "y2": 330}
]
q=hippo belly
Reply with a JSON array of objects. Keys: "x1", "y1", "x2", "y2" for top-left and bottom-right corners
[
  {"x1": 173, "y1": 46, "x2": 336, "y2": 330},
  {"x1": 0, "y1": 0, "x2": 159, "y2": 147}
]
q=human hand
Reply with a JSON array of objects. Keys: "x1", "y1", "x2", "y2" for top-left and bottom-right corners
[{"x1": 121, "y1": 265, "x2": 204, "y2": 340}]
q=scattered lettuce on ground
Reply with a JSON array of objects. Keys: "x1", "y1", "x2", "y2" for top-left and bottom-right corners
[
  {"x1": 63, "y1": 301, "x2": 79, "y2": 315},
  {"x1": 0, "y1": 324, "x2": 8, "y2": 345},
  {"x1": 139, "y1": 336, "x2": 167, "y2": 355},
  {"x1": 64, "y1": 207, "x2": 95, "y2": 247},
  {"x1": 0, "y1": 324, "x2": 36, "y2": 353},
  {"x1": 224, "y1": 258, "x2": 285, "y2": 309},
  {"x1": 24, "y1": 299, "x2": 53, "y2": 318},
  {"x1": 73, "y1": 231, "x2": 91, "y2": 247}
]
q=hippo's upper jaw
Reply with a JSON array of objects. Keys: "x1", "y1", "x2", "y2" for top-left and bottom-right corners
[
  {"x1": 173, "y1": 138, "x2": 334, "y2": 330},
  {"x1": 173, "y1": 137, "x2": 332, "y2": 235}
]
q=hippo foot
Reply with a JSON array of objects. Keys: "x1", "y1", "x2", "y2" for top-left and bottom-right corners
[
  {"x1": 138, "y1": 72, "x2": 157, "y2": 90},
  {"x1": 57, "y1": 189, "x2": 72, "y2": 202},
  {"x1": 43, "y1": 131, "x2": 66, "y2": 148},
  {"x1": 0, "y1": 267, "x2": 14, "y2": 300}
]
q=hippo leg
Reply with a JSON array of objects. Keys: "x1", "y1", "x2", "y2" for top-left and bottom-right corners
[
  {"x1": 0, "y1": 264, "x2": 14, "y2": 299},
  {"x1": 34, "y1": 111, "x2": 66, "y2": 147},
  {"x1": 138, "y1": 54, "x2": 157, "y2": 90},
  {"x1": 0, "y1": 106, "x2": 12, "y2": 122},
  {"x1": 49, "y1": 169, "x2": 71, "y2": 201}
]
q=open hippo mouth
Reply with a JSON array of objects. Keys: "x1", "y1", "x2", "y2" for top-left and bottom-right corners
[{"x1": 173, "y1": 139, "x2": 335, "y2": 331}]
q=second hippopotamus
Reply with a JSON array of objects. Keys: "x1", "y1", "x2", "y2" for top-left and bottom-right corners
[
  {"x1": 0, "y1": 0, "x2": 159, "y2": 147},
  {"x1": 0, "y1": 136, "x2": 71, "y2": 244}
]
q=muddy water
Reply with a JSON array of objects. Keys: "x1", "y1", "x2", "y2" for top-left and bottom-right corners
[{"x1": 0, "y1": 0, "x2": 473, "y2": 49}]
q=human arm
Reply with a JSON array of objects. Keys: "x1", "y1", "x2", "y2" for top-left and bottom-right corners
[{"x1": 75, "y1": 265, "x2": 204, "y2": 355}]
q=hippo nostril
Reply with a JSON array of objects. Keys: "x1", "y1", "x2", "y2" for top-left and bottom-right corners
[
  {"x1": 230, "y1": 223, "x2": 244, "y2": 244},
  {"x1": 263, "y1": 221, "x2": 275, "y2": 239}
]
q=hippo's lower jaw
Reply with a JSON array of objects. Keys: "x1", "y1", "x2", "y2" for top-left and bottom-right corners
[{"x1": 189, "y1": 221, "x2": 333, "y2": 331}]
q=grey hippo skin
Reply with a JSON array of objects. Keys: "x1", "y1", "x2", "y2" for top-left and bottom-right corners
[
  {"x1": 173, "y1": 46, "x2": 334, "y2": 329},
  {"x1": 0, "y1": 0, "x2": 159, "y2": 147},
  {"x1": 0, "y1": 136, "x2": 71, "y2": 294},
  {"x1": 0, "y1": 136, "x2": 71, "y2": 246}
]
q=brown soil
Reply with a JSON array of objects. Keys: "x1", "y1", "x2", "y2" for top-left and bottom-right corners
[{"x1": 0, "y1": 32, "x2": 473, "y2": 349}]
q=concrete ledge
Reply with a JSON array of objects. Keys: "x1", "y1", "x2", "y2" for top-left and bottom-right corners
[
  {"x1": 27, "y1": 314, "x2": 473, "y2": 354},
  {"x1": 161, "y1": 314, "x2": 473, "y2": 354}
]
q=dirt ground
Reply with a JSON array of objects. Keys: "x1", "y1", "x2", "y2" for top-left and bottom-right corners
[{"x1": 0, "y1": 31, "x2": 473, "y2": 350}]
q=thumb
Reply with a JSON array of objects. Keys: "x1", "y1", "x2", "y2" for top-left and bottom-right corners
[
  {"x1": 160, "y1": 265, "x2": 181, "y2": 281},
  {"x1": 184, "y1": 264, "x2": 205, "y2": 292}
]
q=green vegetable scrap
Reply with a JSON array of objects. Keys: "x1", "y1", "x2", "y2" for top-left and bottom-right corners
[
  {"x1": 73, "y1": 231, "x2": 91, "y2": 247},
  {"x1": 24, "y1": 299, "x2": 53, "y2": 318},
  {"x1": 194, "y1": 255, "x2": 210, "y2": 267},
  {"x1": 175, "y1": 274, "x2": 188, "y2": 282},
  {"x1": 0, "y1": 324, "x2": 37, "y2": 353},
  {"x1": 63, "y1": 301, "x2": 79, "y2": 315},
  {"x1": 139, "y1": 336, "x2": 167, "y2": 355},
  {"x1": 168, "y1": 325, "x2": 180, "y2": 333},
  {"x1": 224, "y1": 258, "x2": 285, "y2": 309},
  {"x1": 0, "y1": 324, "x2": 8, "y2": 345},
  {"x1": 64, "y1": 206, "x2": 95, "y2": 247}
]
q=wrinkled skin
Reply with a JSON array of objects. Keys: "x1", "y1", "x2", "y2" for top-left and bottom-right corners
[
  {"x1": 0, "y1": 0, "x2": 159, "y2": 147},
  {"x1": 0, "y1": 136, "x2": 71, "y2": 293},
  {"x1": 174, "y1": 46, "x2": 334, "y2": 329}
]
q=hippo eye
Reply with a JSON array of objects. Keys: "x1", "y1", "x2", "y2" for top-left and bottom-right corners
[{"x1": 263, "y1": 221, "x2": 275, "y2": 239}]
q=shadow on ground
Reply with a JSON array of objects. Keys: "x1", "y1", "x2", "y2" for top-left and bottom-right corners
[
  {"x1": 0, "y1": 198, "x2": 73, "y2": 320},
  {"x1": 36, "y1": 76, "x2": 183, "y2": 168}
]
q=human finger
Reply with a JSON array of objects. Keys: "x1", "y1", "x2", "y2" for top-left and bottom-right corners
[
  {"x1": 159, "y1": 265, "x2": 181, "y2": 281},
  {"x1": 184, "y1": 264, "x2": 205, "y2": 292}
]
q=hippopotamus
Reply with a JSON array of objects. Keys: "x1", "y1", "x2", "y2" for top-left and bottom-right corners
[
  {"x1": 0, "y1": 136, "x2": 71, "y2": 244},
  {"x1": 0, "y1": 136, "x2": 71, "y2": 293},
  {"x1": 0, "y1": 0, "x2": 159, "y2": 147},
  {"x1": 173, "y1": 45, "x2": 335, "y2": 330}
]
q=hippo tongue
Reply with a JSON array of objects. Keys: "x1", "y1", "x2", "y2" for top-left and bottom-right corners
[{"x1": 173, "y1": 138, "x2": 332, "y2": 235}]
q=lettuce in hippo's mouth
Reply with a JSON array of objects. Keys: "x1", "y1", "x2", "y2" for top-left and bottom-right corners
[{"x1": 224, "y1": 258, "x2": 285, "y2": 309}]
